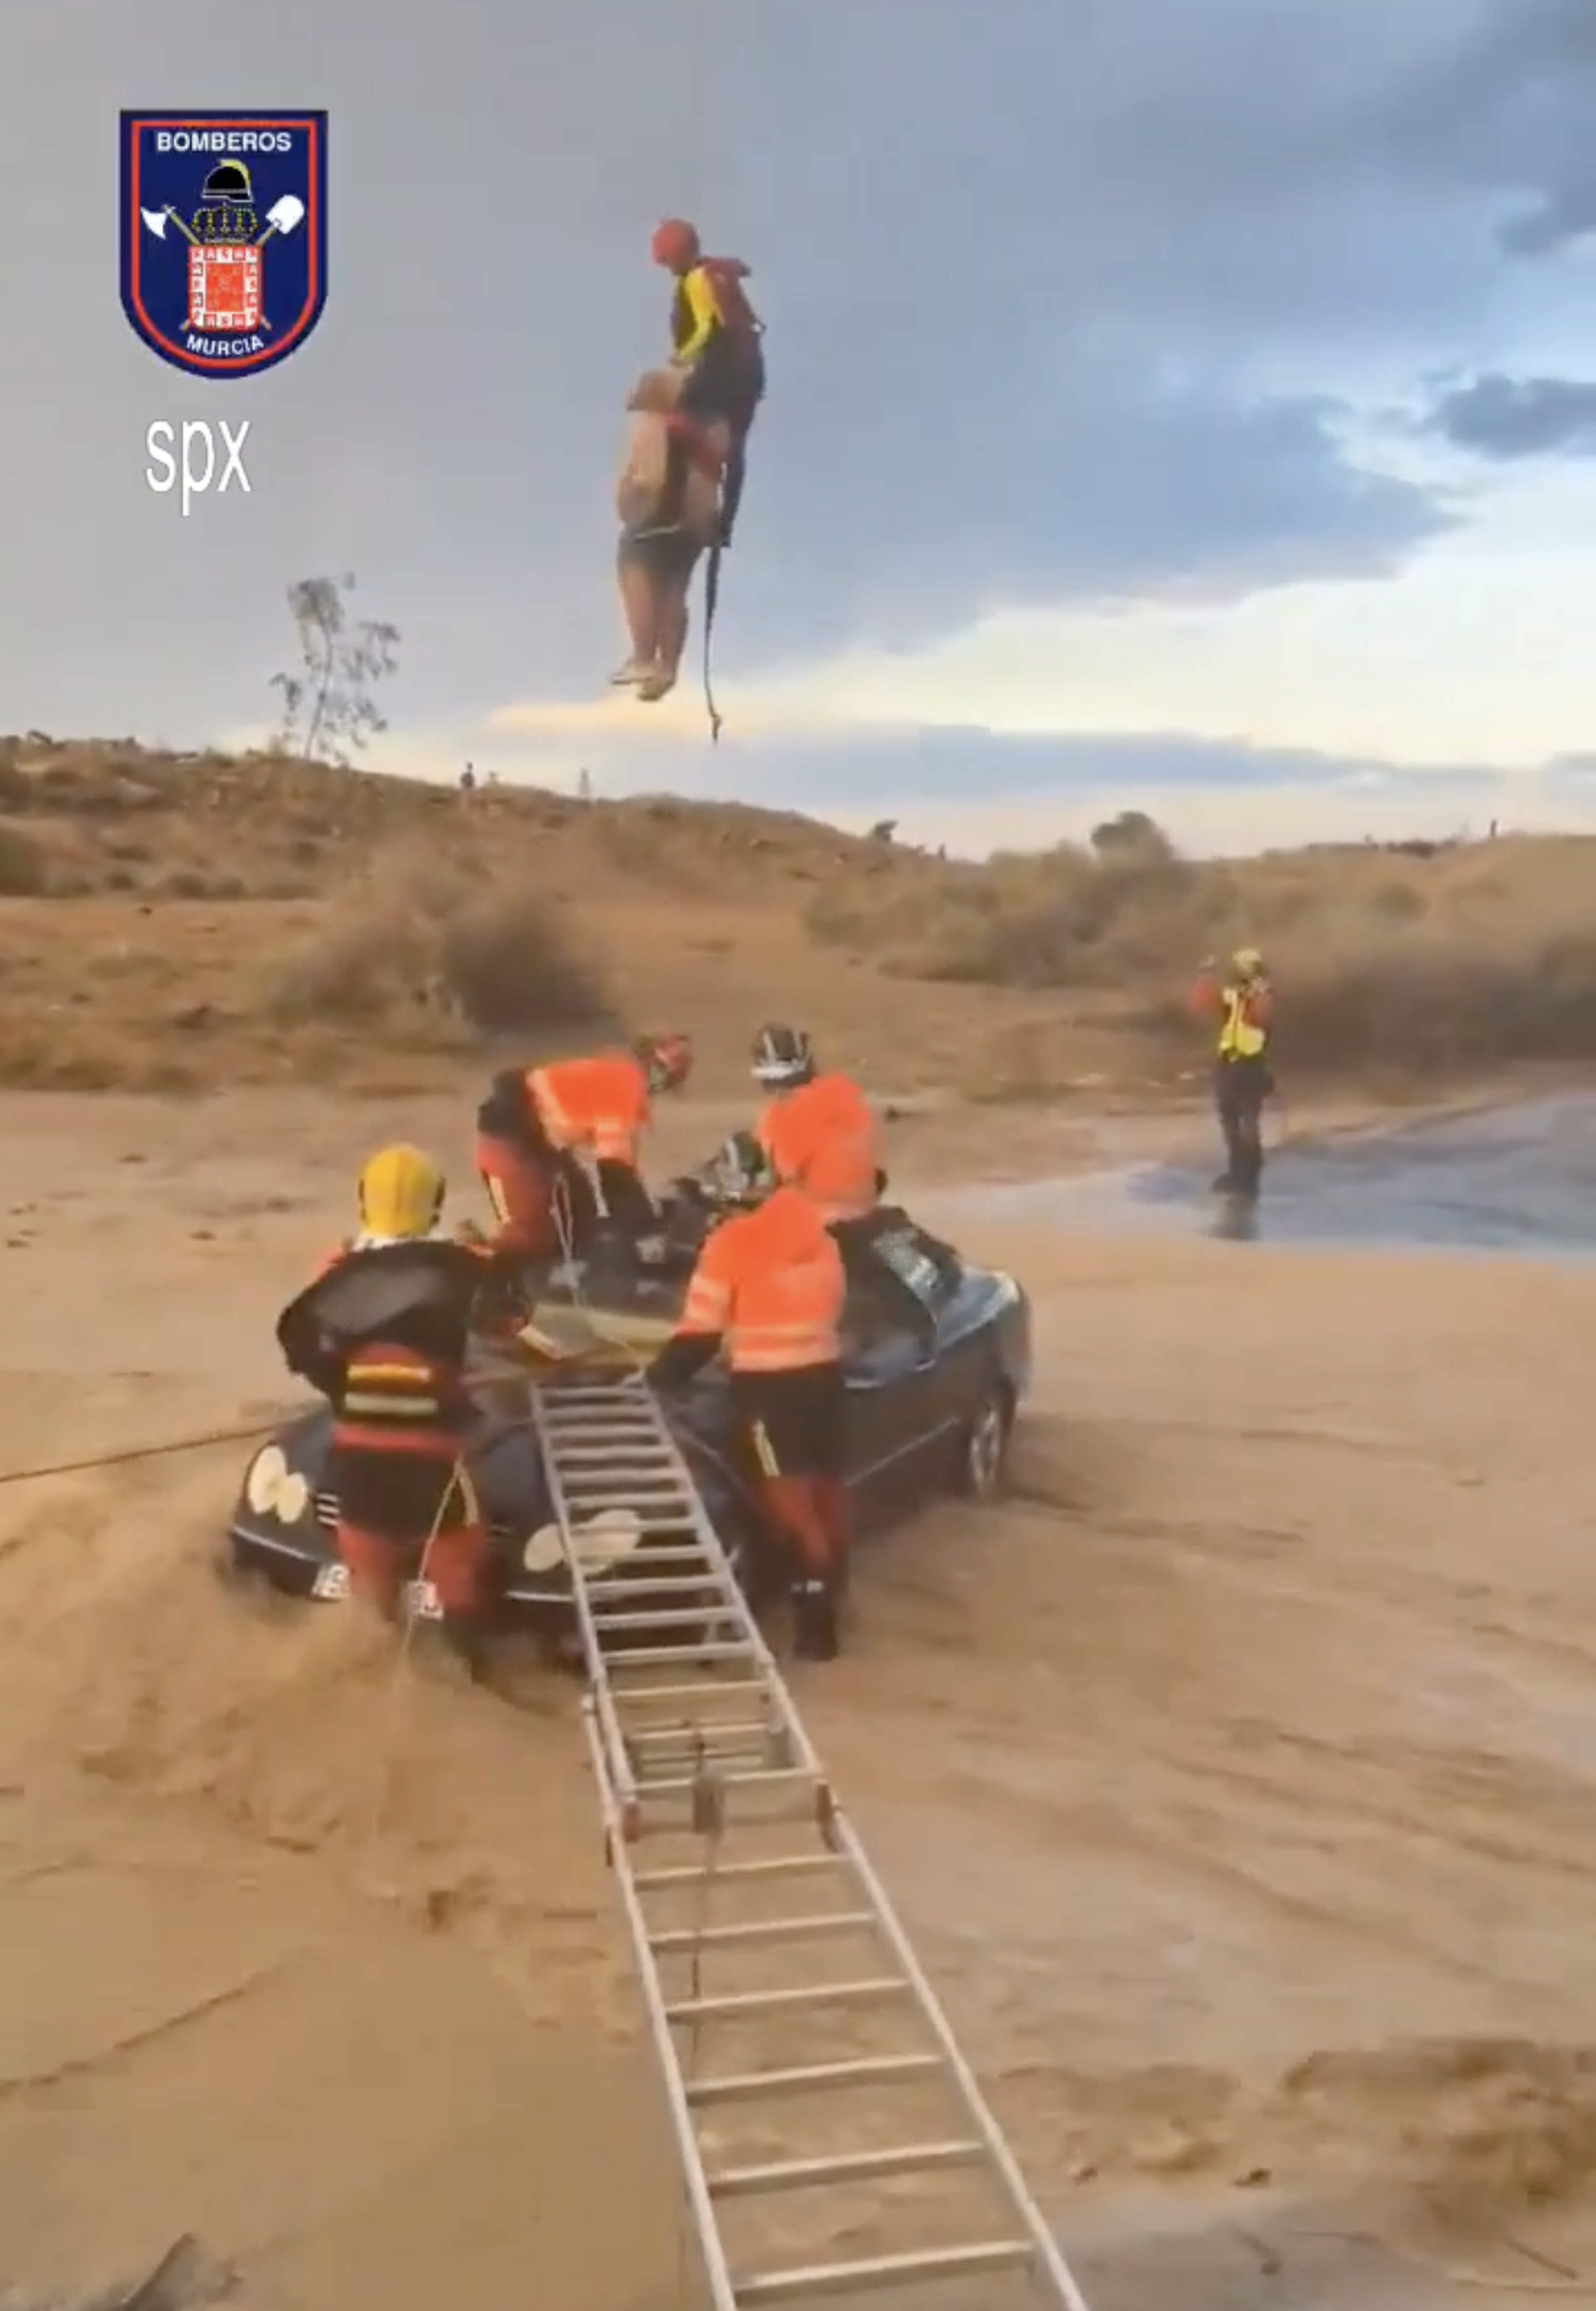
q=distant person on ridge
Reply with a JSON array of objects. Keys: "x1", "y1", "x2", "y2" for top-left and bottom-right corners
[
  {"x1": 1191, "y1": 948, "x2": 1276, "y2": 1201},
  {"x1": 650, "y1": 218, "x2": 766, "y2": 549}
]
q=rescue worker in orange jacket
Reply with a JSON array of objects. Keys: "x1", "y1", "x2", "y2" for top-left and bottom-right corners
[
  {"x1": 275, "y1": 1145, "x2": 496, "y2": 1672},
  {"x1": 1191, "y1": 948, "x2": 1276, "y2": 1200},
  {"x1": 651, "y1": 217, "x2": 766, "y2": 549},
  {"x1": 475, "y1": 1033, "x2": 693, "y2": 1262},
  {"x1": 647, "y1": 1131, "x2": 849, "y2": 1662},
  {"x1": 751, "y1": 1022, "x2": 944, "y2": 1349}
]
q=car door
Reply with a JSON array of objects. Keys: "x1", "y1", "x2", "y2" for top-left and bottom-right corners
[{"x1": 840, "y1": 1236, "x2": 955, "y2": 1512}]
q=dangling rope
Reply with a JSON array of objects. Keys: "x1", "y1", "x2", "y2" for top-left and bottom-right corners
[{"x1": 701, "y1": 536, "x2": 724, "y2": 743}]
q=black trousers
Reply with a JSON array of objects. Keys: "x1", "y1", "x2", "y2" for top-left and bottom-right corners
[
  {"x1": 1214, "y1": 1056, "x2": 1272, "y2": 1195},
  {"x1": 678, "y1": 341, "x2": 765, "y2": 546}
]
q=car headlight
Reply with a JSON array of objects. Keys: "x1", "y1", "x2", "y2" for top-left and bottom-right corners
[
  {"x1": 522, "y1": 1507, "x2": 644, "y2": 1576},
  {"x1": 243, "y1": 1446, "x2": 311, "y2": 1524}
]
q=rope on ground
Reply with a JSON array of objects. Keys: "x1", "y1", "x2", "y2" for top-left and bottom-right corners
[
  {"x1": 0, "y1": 1419, "x2": 296, "y2": 1490},
  {"x1": 1294, "y1": 2228, "x2": 1596, "y2": 2295},
  {"x1": 363, "y1": 1456, "x2": 467, "y2": 1857}
]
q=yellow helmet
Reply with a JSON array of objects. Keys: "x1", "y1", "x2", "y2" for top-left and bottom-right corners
[
  {"x1": 1231, "y1": 946, "x2": 1265, "y2": 979},
  {"x1": 356, "y1": 1144, "x2": 446, "y2": 1240}
]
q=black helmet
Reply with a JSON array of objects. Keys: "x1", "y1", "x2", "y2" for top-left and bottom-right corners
[
  {"x1": 751, "y1": 1021, "x2": 813, "y2": 1088},
  {"x1": 705, "y1": 1129, "x2": 776, "y2": 1209},
  {"x1": 200, "y1": 160, "x2": 253, "y2": 204}
]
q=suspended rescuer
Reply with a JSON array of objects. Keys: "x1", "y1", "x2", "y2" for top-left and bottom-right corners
[
  {"x1": 274, "y1": 1145, "x2": 504, "y2": 1674},
  {"x1": 651, "y1": 218, "x2": 766, "y2": 550},
  {"x1": 648, "y1": 1131, "x2": 849, "y2": 1663},
  {"x1": 1191, "y1": 948, "x2": 1276, "y2": 1200},
  {"x1": 751, "y1": 1022, "x2": 952, "y2": 1348},
  {"x1": 475, "y1": 1033, "x2": 694, "y2": 1264},
  {"x1": 612, "y1": 367, "x2": 729, "y2": 702}
]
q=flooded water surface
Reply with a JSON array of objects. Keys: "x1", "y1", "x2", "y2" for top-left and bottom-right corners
[{"x1": 960, "y1": 1094, "x2": 1596, "y2": 1255}]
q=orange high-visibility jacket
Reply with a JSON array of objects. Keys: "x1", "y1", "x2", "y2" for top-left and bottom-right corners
[
  {"x1": 676, "y1": 1186, "x2": 846, "y2": 1373},
  {"x1": 527, "y1": 1051, "x2": 651, "y2": 1167},
  {"x1": 755, "y1": 1073, "x2": 880, "y2": 1225}
]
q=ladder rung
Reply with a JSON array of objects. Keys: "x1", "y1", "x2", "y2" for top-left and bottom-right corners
[
  {"x1": 591, "y1": 1606, "x2": 738, "y2": 1631},
  {"x1": 565, "y1": 1492, "x2": 696, "y2": 1510},
  {"x1": 596, "y1": 1547, "x2": 715, "y2": 1570},
  {"x1": 553, "y1": 1443, "x2": 676, "y2": 1457},
  {"x1": 628, "y1": 1719, "x2": 770, "y2": 1746},
  {"x1": 634, "y1": 1851, "x2": 845, "y2": 1889},
  {"x1": 563, "y1": 1468, "x2": 687, "y2": 1484},
  {"x1": 644, "y1": 1766, "x2": 810, "y2": 1795},
  {"x1": 544, "y1": 1413, "x2": 658, "y2": 1427},
  {"x1": 649, "y1": 1909, "x2": 873, "y2": 1953},
  {"x1": 586, "y1": 1574, "x2": 732, "y2": 1599},
  {"x1": 613, "y1": 1680, "x2": 768, "y2": 1708},
  {"x1": 637, "y1": 1751, "x2": 771, "y2": 1780},
  {"x1": 735, "y1": 2239, "x2": 1035, "y2": 2304},
  {"x1": 687, "y1": 2053, "x2": 942, "y2": 2106},
  {"x1": 665, "y1": 1976, "x2": 907, "y2": 2022},
  {"x1": 566, "y1": 1484, "x2": 688, "y2": 1500},
  {"x1": 606, "y1": 1642, "x2": 755, "y2": 1666},
  {"x1": 709, "y1": 2138, "x2": 984, "y2": 2199}
]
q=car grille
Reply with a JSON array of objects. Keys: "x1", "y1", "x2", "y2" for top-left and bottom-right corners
[{"x1": 313, "y1": 1491, "x2": 517, "y2": 1543}]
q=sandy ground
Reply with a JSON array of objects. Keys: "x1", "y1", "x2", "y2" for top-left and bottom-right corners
[{"x1": 4, "y1": 1089, "x2": 1596, "y2": 2307}]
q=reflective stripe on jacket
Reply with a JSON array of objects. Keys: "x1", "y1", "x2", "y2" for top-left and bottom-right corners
[
  {"x1": 676, "y1": 1185, "x2": 845, "y2": 1373},
  {"x1": 527, "y1": 1052, "x2": 651, "y2": 1166},
  {"x1": 331, "y1": 1339, "x2": 466, "y2": 1458},
  {"x1": 755, "y1": 1073, "x2": 880, "y2": 1224}
]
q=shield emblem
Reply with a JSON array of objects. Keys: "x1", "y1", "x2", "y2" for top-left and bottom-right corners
[
  {"x1": 188, "y1": 244, "x2": 261, "y2": 334},
  {"x1": 119, "y1": 109, "x2": 329, "y2": 379}
]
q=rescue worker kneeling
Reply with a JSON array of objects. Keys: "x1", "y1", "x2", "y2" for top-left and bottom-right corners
[
  {"x1": 751, "y1": 1022, "x2": 942, "y2": 1349},
  {"x1": 647, "y1": 1132, "x2": 849, "y2": 1663},
  {"x1": 476, "y1": 1032, "x2": 693, "y2": 1264},
  {"x1": 275, "y1": 1144, "x2": 493, "y2": 1670}
]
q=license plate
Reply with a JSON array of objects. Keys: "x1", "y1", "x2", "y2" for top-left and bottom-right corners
[
  {"x1": 311, "y1": 1562, "x2": 350, "y2": 1601},
  {"x1": 402, "y1": 1579, "x2": 444, "y2": 1620}
]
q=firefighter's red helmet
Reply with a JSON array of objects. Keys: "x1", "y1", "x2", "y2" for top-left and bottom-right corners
[
  {"x1": 634, "y1": 1031, "x2": 694, "y2": 1095},
  {"x1": 650, "y1": 217, "x2": 701, "y2": 271}
]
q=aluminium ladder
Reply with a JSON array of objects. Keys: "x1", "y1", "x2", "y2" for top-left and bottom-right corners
[{"x1": 531, "y1": 1370, "x2": 1092, "y2": 2311}]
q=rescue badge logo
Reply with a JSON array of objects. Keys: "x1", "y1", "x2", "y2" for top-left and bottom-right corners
[{"x1": 119, "y1": 109, "x2": 328, "y2": 378}]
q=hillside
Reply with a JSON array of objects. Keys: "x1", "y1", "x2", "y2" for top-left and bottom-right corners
[{"x1": 2, "y1": 734, "x2": 1594, "y2": 1097}]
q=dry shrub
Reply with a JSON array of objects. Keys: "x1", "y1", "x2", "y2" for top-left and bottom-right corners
[
  {"x1": 895, "y1": 848, "x2": 1204, "y2": 988},
  {"x1": 1274, "y1": 929, "x2": 1596, "y2": 1074},
  {"x1": 267, "y1": 848, "x2": 612, "y2": 1037},
  {"x1": 0, "y1": 826, "x2": 48, "y2": 896}
]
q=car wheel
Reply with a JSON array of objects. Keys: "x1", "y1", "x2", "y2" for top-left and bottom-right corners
[{"x1": 955, "y1": 1381, "x2": 1012, "y2": 1502}]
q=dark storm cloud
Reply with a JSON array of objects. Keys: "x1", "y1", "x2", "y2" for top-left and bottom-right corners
[
  {"x1": 1426, "y1": 375, "x2": 1596, "y2": 459},
  {"x1": 0, "y1": 0, "x2": 1576, "y2": 741},
  {"x1": 1371, "y1": 0, "x2": 1596, "y2": 258}
]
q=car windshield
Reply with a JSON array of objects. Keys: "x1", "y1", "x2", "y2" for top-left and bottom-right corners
[{"x1": 871, "y1": 1225, "x2": 960, "y2": 1308}]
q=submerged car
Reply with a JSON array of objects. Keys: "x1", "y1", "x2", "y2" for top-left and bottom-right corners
[{"x1": 223, "y1": 1196, "x2": 1032, "y2": 1644}]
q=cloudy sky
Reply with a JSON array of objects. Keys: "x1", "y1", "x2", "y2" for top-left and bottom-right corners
[{"x1": 6, "y1": 0, "x2": 1596, "y2": 853}]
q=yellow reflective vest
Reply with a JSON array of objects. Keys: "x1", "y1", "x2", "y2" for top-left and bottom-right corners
[{"x1": 1217, "y1": 982, "x2": 1269, "y2": 1060}]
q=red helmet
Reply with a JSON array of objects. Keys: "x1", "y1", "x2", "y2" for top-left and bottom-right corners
[
  {"x1": 634, "y1": 1030, "x2": 693, "y2": 1094},
  {"x1": 650, "y1": 217, "x2": 701, "y2": 271}
]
